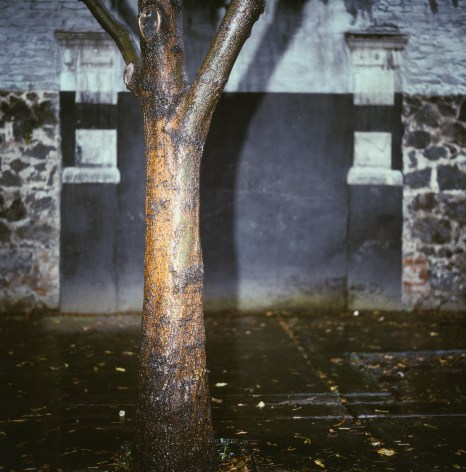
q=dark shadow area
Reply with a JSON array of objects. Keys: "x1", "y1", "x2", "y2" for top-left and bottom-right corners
[
  {"x1": 110, "y1": 0, "x2": 138, "y2": 37},
  {"x1": 116, "y1": 93, "x2": 146, "y2": 312},
  {"x1": 203, "y1": 93, "x2": 354, "y2": 310},
  {"x1": 61, "y1": 183, "x2": 119, "y2": 313},
  {"x1": 201, "y1": 93, "x2": 265, "y2": 310}
]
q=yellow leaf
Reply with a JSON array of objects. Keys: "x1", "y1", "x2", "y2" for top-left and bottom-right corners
[
  {"x1": 115, "y1": 367, "x2": 126, "y2": 372},
  {"x1": 314, "y1": 458, "x2": 325, "y2": 468},
  {"x1": 377, "y1": 448, "x2": 396, "y2": 457}
]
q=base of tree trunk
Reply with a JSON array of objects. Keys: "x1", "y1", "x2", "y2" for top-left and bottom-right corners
[
  {"x1": 110, "y1": 439, "x2": 257, "y2": 472},
  {"x1": 217, "y1": 439, "x2": 257, "y2": 472}
]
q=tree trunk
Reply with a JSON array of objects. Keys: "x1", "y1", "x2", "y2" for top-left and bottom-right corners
[
  {"x1": 134, "y1": 107, "x2": 215, "y2": 472},
  {"x1": 79, "y1": 1, "x2": 265, "y2": 470}
]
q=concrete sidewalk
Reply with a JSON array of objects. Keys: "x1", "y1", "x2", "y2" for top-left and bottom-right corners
[{"x1": 0, "y1": 311, "x2": 465, "y2": 471}]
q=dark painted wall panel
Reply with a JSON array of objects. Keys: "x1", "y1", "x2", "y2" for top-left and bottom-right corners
[
  {"x1": 60, "y1": 184, "x2": 118, "y2": 313},
  {"x1": 347, "y1": 185, "x2": 403, "y2": 310},
  {"x1": 60, "y1": 92, "x2": 403, "y2": 312},
  {"x1": 202, "y1": 93, "x2": 353, "y2": 309},
  {"x1": 116, "y1": 93, "x2": 145, "y2": 311}
]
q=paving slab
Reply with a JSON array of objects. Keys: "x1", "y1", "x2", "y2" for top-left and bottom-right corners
[{"x1": 0, "y1": 311, "x2": 464, "y2": 471}]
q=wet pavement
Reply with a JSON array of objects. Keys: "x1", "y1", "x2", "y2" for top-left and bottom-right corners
[{"x1": 0, "y1": 310, "x2": 465, "y2": 471}]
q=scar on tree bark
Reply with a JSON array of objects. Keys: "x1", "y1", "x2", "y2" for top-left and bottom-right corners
[{"x1": 80, "y1": 1, "x2": 265, "y2": 471}]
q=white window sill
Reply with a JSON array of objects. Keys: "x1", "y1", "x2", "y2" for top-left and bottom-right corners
[
  {"x1": 62, "y1": 167, "x2": 121, "y2": 184},
  {"x1": 347, "y1": 167, "x2": 402, "y2": 186}
]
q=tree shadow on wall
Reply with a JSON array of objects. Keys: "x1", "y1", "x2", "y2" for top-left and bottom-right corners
[
  {"x1": 201, "y1": 0, "x2": 309, "y2": 311},
  {"x1": 110, "y1": 0, "x2": 312, "y2": 311}
]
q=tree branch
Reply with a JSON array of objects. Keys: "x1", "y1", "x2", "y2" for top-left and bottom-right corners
[
  {"x1": 80, "y1": 0, "x2": 140, "y2": 65},
  {"x1": 177, "y1": 0, "x2": 265, "y2": 140}
]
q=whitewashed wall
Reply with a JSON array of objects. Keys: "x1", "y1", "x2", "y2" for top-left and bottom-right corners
[{"x1": 0, "y1": 0, "x2": 465, "y2": 95}]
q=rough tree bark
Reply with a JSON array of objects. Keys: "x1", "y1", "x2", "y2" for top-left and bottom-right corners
[{"x1": 80, "y1": 1, "x2": 264, "y2": 470}]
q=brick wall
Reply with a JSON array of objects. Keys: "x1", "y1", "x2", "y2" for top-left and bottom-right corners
[
  {"x1": 403, "y1": 95, "x2": 466, "y2": 310},
  {"x1": 0, "y1": 91, "x2": 61, "y2": 311},
  {"x1": 0, "y1": 0, "x2": 107, "y2": 91},
  {"x1": 369, "y1": 0, "x2": 466, "y2": 95},
  {"x1": 0, "y1": 1, "x2": 465, "y2": 94}
]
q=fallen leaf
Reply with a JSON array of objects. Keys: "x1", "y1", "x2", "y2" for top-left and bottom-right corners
[
  {"x1": 256, "y1": 401, "x2": 265, "y2": 409},
  {"x1": 215, "y1": 382, "x2": 228, "y2": 387},
  {"x1": 294, "y1": 435, "x2": 312, "y2": 444},
  {"x1": 115, "y1": 367, "x2": 126, "y2": 372},
  {"x1": 314, "y1": 458, "x2": 325, "y2": 468},
  {"x1": 423, "y1": 423, "x2": 438, "y2": 429},
  {"x1": 377, "y1": 448, "x2": 396, "y2": 457},
  {"x1": 331, "y1": 357, "x2": 344, "y2": 365}
]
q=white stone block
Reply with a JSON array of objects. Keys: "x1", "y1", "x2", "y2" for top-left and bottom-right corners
[
  {"x1": 346, "y1": 34, "x2": 407, "y2": 105},
  {"x1": 354, "y1": 131, "x2": 392, "y2": 168},
  {"x1": 77, "y1": 44, "x2": 118, "y2": 103},
  {"x1": 352, "y1": 48, "x2": 388, "y2": 67},
  {"x1": 348, "y1": 131, "x2": 401, "y2": 186},
  {"x1": 62, "y1": 166, "x2": 121, "y2": 184},
  {"x1": 75, "y1": 129, "x2": 117, "y2": 168},
  {"x1": 347, "y1": 167, "x2": 403, "y2": 186},
  {"x1": 56, "y1": 31, "x2": 123, "y2": 102},
  {"x1": 353, "y1": 66, "x2": 395, "y2": 105}
]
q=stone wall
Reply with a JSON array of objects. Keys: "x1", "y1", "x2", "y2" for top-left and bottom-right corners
[
  {"x1": 1, "y1": 1, "x2": 465, "y2": 95},
  {"x1": 0, "y1": 0, "x2": 465, "y2": 313},
  {"x1": 403, "y1": 95, "x2": 466, "y2": 310},
  {"x1": 0, "y1": 91, "x2": 61, "y2": 312}
]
